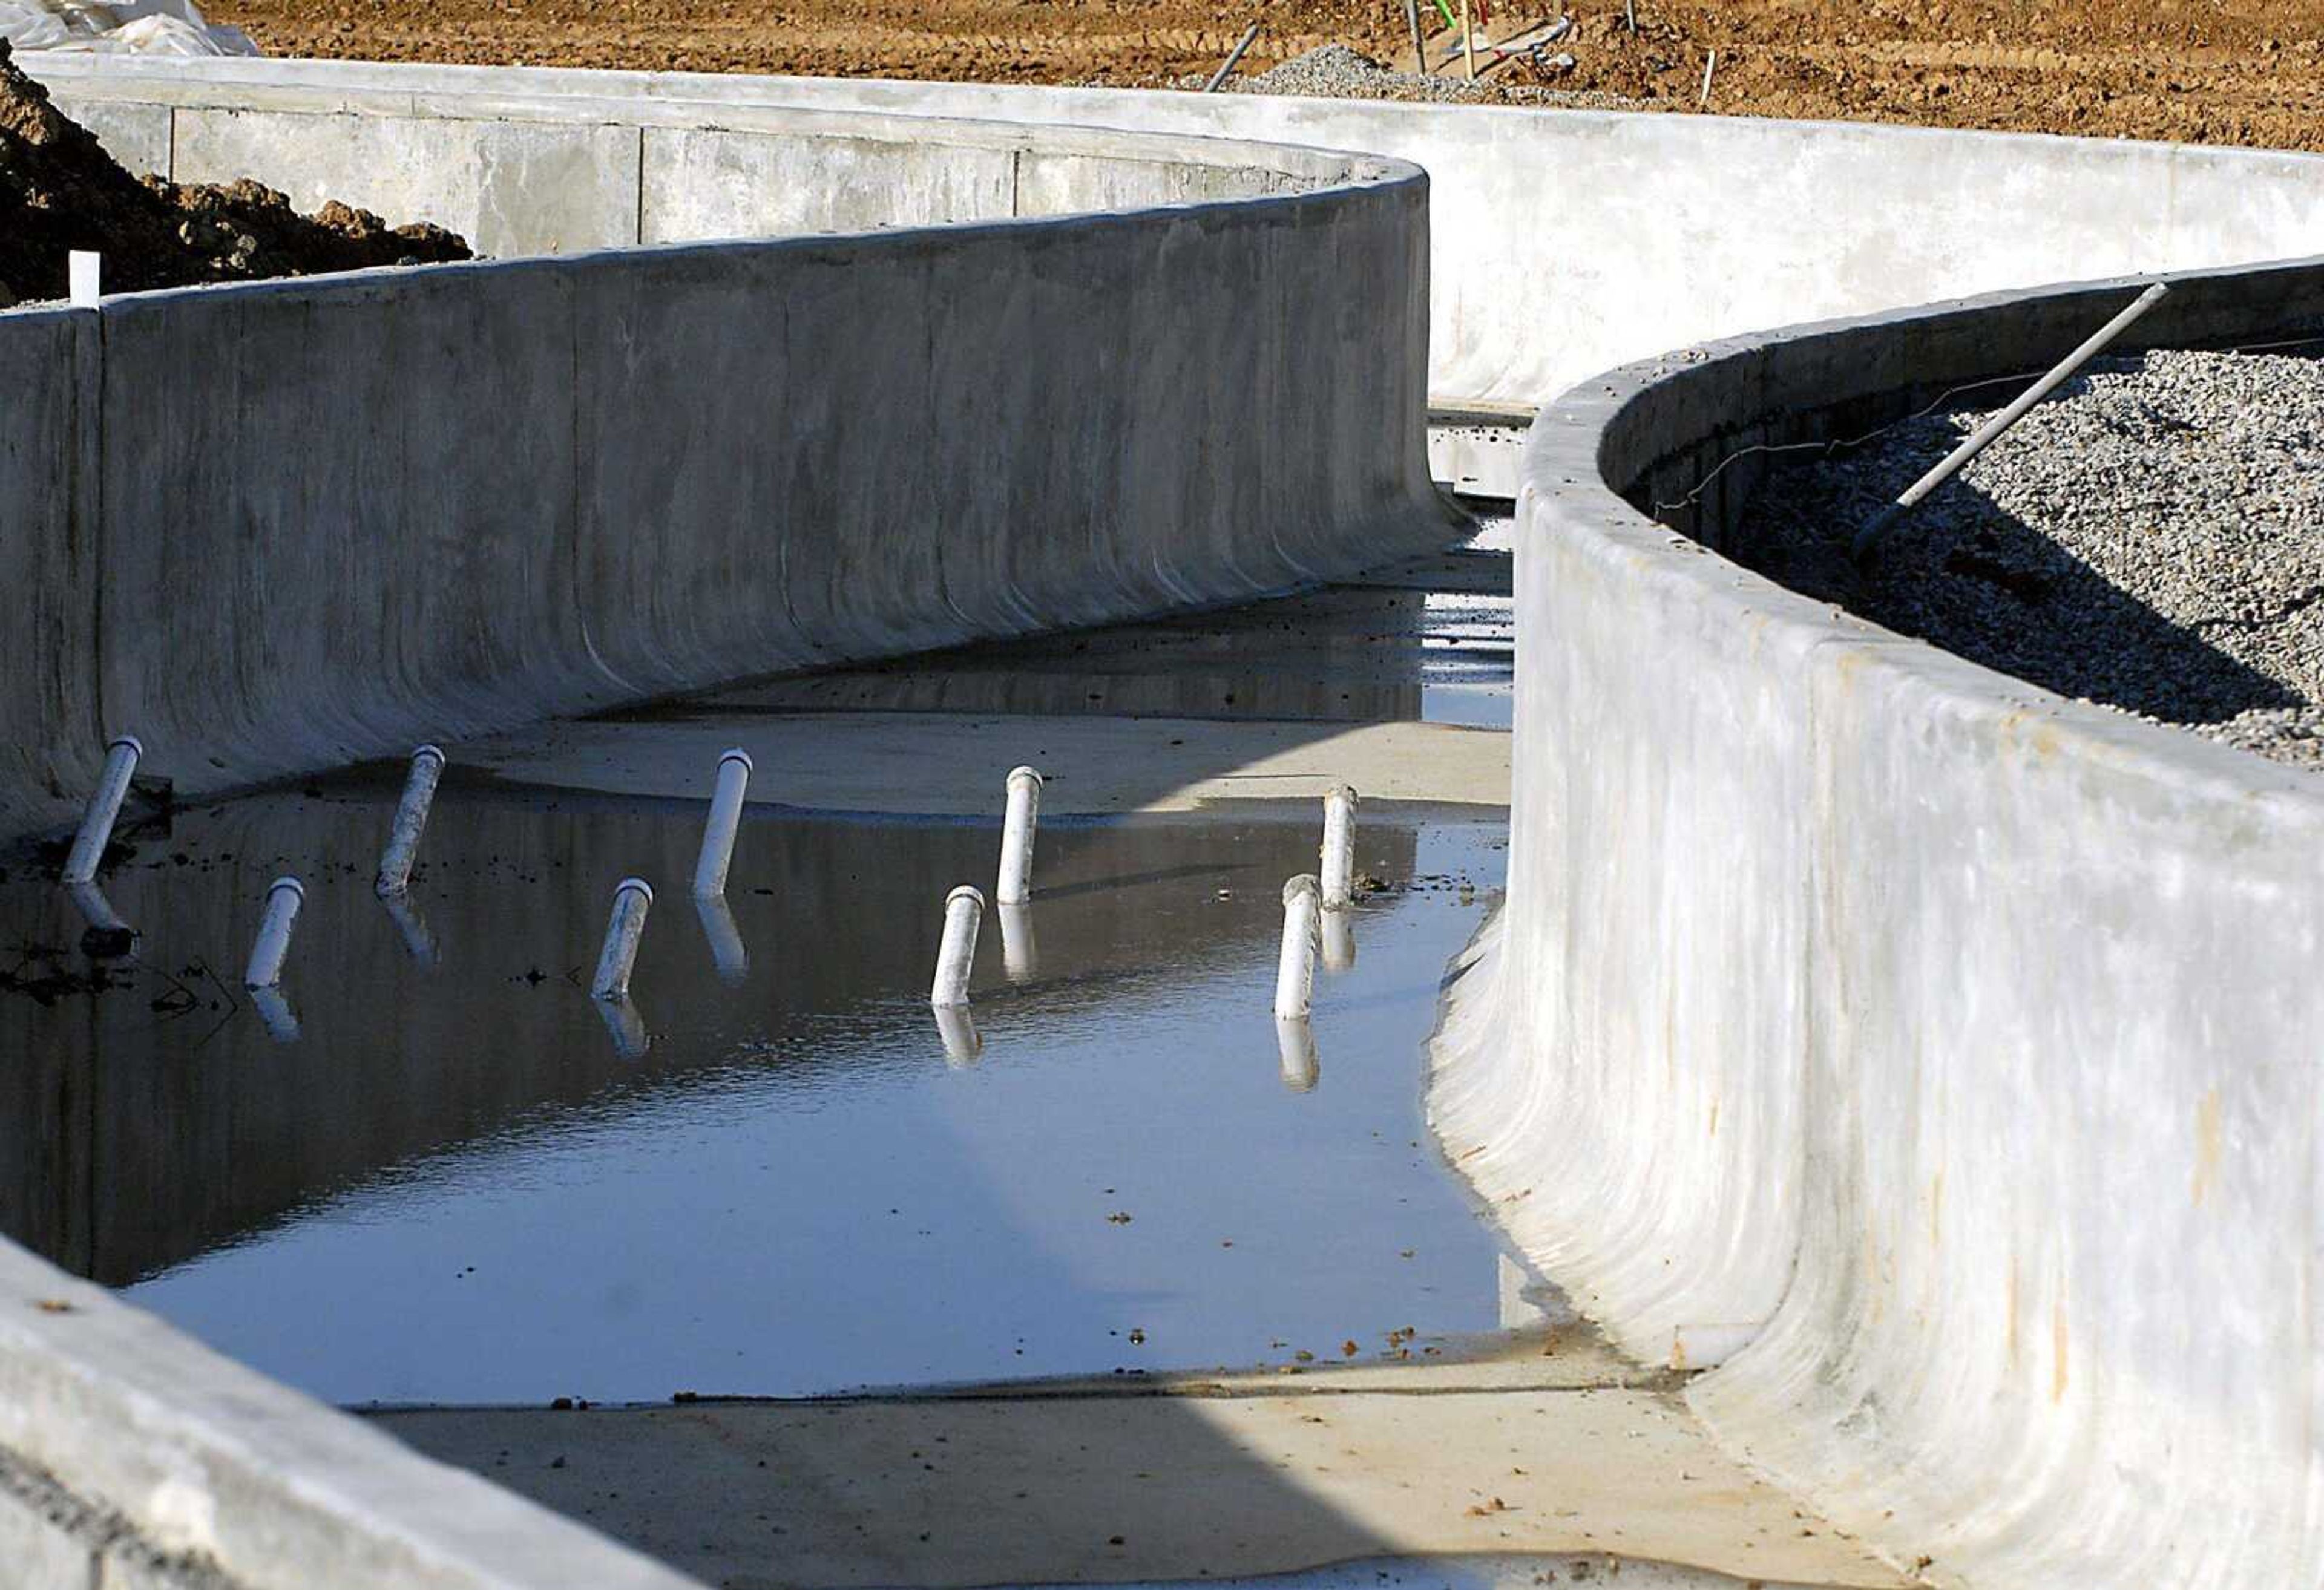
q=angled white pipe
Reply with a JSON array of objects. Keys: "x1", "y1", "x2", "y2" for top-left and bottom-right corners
[
  {"x1": 61, "y1": 734, "x2": 142, "y2": 885},
  {"x1": 1276, "y1": 1015, "x2": 1319, "y2": 1093},
  {"x1": 997, "y1": 901, "x2": 1038, "y2": 983},
  {"x1": 931, "y1": 885, "x2": 985, "y2": 1007},
  {"x1": 244, "y1": 877, "x2": 305, "y2": 990},
  {"x1": 996, "y1": 765, "x2": 1042, "y2": 906},
  {"x1": 695, "y1": 892, "x2": 748, "y2": 986},
  {"x1": 934, "y1": 1003, "x2": 983, "y2": 1067},
  {"x1": 378, "y1": 890, "x2": 439, "y2": 967},
  {"x1": 592, "y1": 877, "x2": 654, "y2": 1002},
  {"x1": 1275, "y1": 874, "x2": 1321, "y2": 1020},
  {"x1": 692, "y1": 748, "x2": 754, "y2": 899},
  {"x1": 1319, "y1": 782, "x2": 1359, "y2": 908},
  {"x1": 374, "y1": 744, "x2": 446, "y2": 897}
]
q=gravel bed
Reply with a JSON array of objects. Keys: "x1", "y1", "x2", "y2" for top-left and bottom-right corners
[
  {"x1": 1167, "y1": 42, "x2": 1646, "y2": 110},
  {"x1": 1737, "y1": 347, "x2": 2324, "y2": 773}
]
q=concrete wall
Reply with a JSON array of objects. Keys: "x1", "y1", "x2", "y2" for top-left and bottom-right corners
[
  {"x1": 0, "y1": 116, "x2": 1440, "y2": 840},
  {"x1": 1430, "y1": 261, "x2": 2324, "y2": 1586},
  {"x1": 28, "y1": 54, "x2": 2324, "y2": 411}
]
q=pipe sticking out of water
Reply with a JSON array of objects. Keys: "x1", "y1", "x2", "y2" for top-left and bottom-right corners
[
  {"x1": 998, "y1": 902, "x2": 1038, "y2": 983},
  {"x1": 695, "y1": 893, "x2": 748, "y2": 986},
  {"x1": 996, "y1": 765, "x2": 1042, "y2": 905},
  {"x1": 1319, "y1": 782, "x2": 1359, "y2": 908},
  {"x1": 1276, "y1": 1015, "x2": 1320, "y2": 1092},
  {"x1": 931, "y1": 885, "x2": 986, "y2": 1007},
  {"x1": 244, "y1": 877, "x2": 306, "y2": 989},
  {"x1": 374, "y1": 744, "x2": 446, "y2": 897},
  {"x1": 1275, "y1": 874, "x2": 1321, "y2": 1020},
  {"x1": 934, "y1": 1004, "x2": 983, "y2": 1067},
  {"x1": 61, "y1": 734, "x2": 143, "y2": 885},
  {"x1": 1322, "y1": 907, "x2": 1356, "y2": 973},
  {"x1": 592, "y1": 877, "x2": 654, "y2": 1002},
  {"x1": 692, "y1": 748, "x2": 754, "y2": 898}
]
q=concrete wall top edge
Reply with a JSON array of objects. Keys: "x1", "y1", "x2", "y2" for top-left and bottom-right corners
[{"x1": 1537, "y1": 252, "x2": 2324, "y2": 822}]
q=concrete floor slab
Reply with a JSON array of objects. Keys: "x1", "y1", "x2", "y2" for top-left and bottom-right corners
[
  {"x1": 375, "y1": 1356, "x2": 1911, "y2": 1590},
  {"x1": 452, "y1": 712, "x2": 1512, "y2": 816}
]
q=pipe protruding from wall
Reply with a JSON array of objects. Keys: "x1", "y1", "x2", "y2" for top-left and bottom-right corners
[
  {"x1": 67, "y1": 881, "x2": 136, "y2": 960},
  {"x1": 61, "y1": 734, "x2": 143, "y2": 885},
  {"x1": 931, "y1": 884, "x2": 985, "y2": 1007},
  {"x1": 1319, "y1": 782, "x2": 1359, "y2": 908},
  {"x1": 1275, "y1": 874, "x2": 1321, "y2": 1020},
  {"x1": 375, "y1": 744, "x2": 446, "y2": 897},
  {"x1": 692, "y1": 748, "x2": 754, "y2": 899},
  {"x1": 592, "y1": 877, "x2": 654, "y2": 1002},
  {"x1": 1276, "y1": 1015, "x2": 1320, "y2": 1092},
  {"x1": 997, "y1": 765, "x2": 1042, "y2": 905},
  {"x1": 244, "y1": 877, "x2": 306, "y2": 990},
  {"x1": 695, "y1": 892, "x2": 748, "y2": 986}
]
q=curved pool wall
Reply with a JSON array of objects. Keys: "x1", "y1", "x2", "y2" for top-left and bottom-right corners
[
  {"x1": 0, "y1": 97, "x2": 1443, "y2": 842},
  {"x1": 31, "y1": 53, "x2": 2324, "y2": 412},
  {"x1": 1429, "y1": 260, "x2": 2324, "y2": 1586}
]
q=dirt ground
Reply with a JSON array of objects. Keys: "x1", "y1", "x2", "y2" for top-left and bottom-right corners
[
  {"x1": 198, "y1": 0, "x2": 2324, "y2": 151},
  {"x1": 0, "y1": 39, "x2": 466, "y2": 304}
]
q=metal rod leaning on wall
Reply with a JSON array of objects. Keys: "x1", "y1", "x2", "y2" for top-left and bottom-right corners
[
  {"x1": 1203, "y1": 22, "x2": 1261, "y2": 92},
  {"x1": 1853, "y1": 280, "x2": 2172, "y2": 561}
]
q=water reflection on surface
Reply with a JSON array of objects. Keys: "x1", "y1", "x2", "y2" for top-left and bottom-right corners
[{"x1": 0, "y1": 786, "x2": 1506, "y2": 1406}]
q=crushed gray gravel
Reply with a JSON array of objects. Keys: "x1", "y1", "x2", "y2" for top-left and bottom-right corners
[
  {"x1": 1170, "y1": 42, "x2": 1646, "y2": 110},
  {"x1": 1738, "y1": 347, "x2": 2324, "y2": 773}
]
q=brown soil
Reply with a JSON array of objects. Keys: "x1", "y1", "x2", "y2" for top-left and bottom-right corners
[
  {"x1": 197, "y1": 0, "x2": 2324, "y2": 152},
  {"x1": 0, "y1": 38, "x2": 467, "y2": 307}
]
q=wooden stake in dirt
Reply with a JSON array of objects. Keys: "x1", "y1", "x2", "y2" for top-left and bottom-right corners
[
  {"x1": 1699, "y1": 47, "x2": 1716, "y2": 106},
  {"x1": 1460, "y1": 0, "x2": 1477, "y2": 79},
  {"x1": 1203, "y1": 20, "x2": 1262, "y2": 91}
]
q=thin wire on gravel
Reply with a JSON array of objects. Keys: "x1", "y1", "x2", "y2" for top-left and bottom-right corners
[
  {"x1": 1168, "y1": 42, "x2": 1646, "y2": 110},
  {"x1": 1737, "y1": 348, "x2": 2324, "y2": 773}
]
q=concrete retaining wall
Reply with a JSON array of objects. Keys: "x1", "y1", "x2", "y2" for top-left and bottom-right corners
[
  {"x1": 0, "y1": 114, "x2": 1440, "y2": 840},
  {"x1": 29, "y1": 55, "x2": 2324, "y2": 411},
  {"x1": 1431, "y1": 263, "x2": 2324, "y2": 1586}
]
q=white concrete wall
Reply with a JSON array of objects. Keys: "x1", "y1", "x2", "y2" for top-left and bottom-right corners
[
  {"x1": 1431, "y1": 260, "x2": 2324, "y2": 1587},
  {"x1": 29, "y1": 54, "x2": 2324, "y2": 410},
  {"x1": 0, "y1": 114, "x2": 1439, "y2": 840}
]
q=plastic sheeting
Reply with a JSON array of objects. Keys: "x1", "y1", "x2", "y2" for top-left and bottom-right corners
[{"x1": 0, "y1": 0, "x2": 258, "y2": 56}]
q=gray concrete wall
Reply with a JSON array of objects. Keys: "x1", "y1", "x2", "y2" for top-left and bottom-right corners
[
  {"x1": 28, "y1": 55, "x2": 2324, "y2": 410},
  {"x1": 0, "y1": 120, "x2": 1439, "y2": 842},
  {"x1": 1430, "y1": 262, "x2": 2324, "y2": 1587}
]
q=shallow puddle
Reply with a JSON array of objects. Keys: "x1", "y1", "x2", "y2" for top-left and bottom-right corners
[{"x1": 0, "y1": 784, "x2": 1509, "y2": 1405}]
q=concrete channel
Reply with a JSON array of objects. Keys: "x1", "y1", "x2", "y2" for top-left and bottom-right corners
[{"x1": 7, "y1": 49, "x2": 2324, "y2": 1590}]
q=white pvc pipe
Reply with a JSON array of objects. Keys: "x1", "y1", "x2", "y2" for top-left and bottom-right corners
[
  {"x1": 1276, "y1": 1015, "x2": 1319, "y2": 1093},
  {"x1": 931, "y1": 884, "x2": 985, "y2": 1007},
  {"x1": 934, "y1": 1003, "x2": 983, "y2": 1067},
  {"x1": 996, "y1": 765, "x2": 1042, "y2": 905},
  {"x1": 595, "y1": 993, "x2": 651, "y2": 1061},
  {"x1": 592, "y1": 877, "x2": 653, "y2": 1001},
  {"x1": 1319, "y1": 782, "x2": 1359, "y2": 908},
  {"x1": 373, "y1": 743, "x2": 445, "y2": 897},
  {"x1": 1274, "y1": 874, "x2": 1321, "y2": 1020},
  {"x1": 243, "y1": 877, "x2": 305, "y2": 989},
  {"x1": 1853, "y1": 281, "x2": 2171, "y2": 560},
  {"x1": 695, "y1": 893, "x2": 748, "y2": 986},
  {"x1": 249, "y1": 984, "x2": 301, "y2": 1045},
  {"x1": 377, "y1": 889, "x2": 439, "y2": 966},
  {"x1": 692, "y1": 748, "x2": 753, "y2": 898},
  {"x1": 61, "y1": 734, "x2": 142, "y2": 885},
  {"x1": 997, "y1": 901, "x2": 1038, "y2": 983},
  {"x1": 1322, "y1": 906, "x2": 1356, "y2": 973}
]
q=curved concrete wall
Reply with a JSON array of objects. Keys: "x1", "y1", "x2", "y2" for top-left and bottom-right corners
[
  {"x1": 30, "y1": 54, "x2": 2324, "y2": 411},
  {"x1": 0, "y1": 108, "x2": 1443, "y2": 840},
  {"x1": 1431, "y1": 261, "x2": 2324, "y2": 1586}
]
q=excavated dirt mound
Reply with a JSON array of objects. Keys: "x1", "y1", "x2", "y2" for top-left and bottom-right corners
[
  {"x1": 195, "y1": 0, "x2": 2324, "y2": 153},
  {"x1": 0, "y1": 38, "x2": 467, "y2": 306}
]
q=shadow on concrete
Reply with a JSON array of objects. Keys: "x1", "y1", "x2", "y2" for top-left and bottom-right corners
[{"x1": 1735, "y1": 408, "x2": 2297, "y2": 725}]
